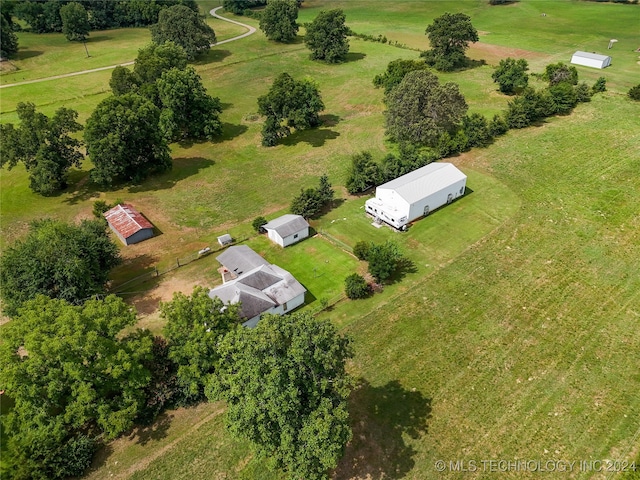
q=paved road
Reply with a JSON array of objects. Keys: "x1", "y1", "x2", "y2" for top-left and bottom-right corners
[{"x1": 0, "y1": 7, "x2": 256, "y2": 90}]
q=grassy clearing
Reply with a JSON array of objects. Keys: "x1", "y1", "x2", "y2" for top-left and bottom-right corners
[{"x1": 0, "y1": 9, "x2": 246, "y2": 85}]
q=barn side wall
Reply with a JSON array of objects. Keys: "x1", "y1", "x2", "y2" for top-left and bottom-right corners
[
  {"x1": 126, "y1": 228, "x2": 154, "y2": 245},
  {"x1": 407, "y1": 177, "x2": 467, "y2": 223}
]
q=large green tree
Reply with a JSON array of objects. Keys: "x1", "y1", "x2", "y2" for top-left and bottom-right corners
[
  {"x1": 59, "y1": 2, "x2": 90, "y2": 42},
  {"x1": 345, "y1": 151, "x2": 380, "y2": 194},
  {"x1": 422, "y1": 12, "x2": 478, "y2": 72},
  {"x1": 161, "y1": 287, "x2": 240, "y2": 402},
  {"x1": 0, "y1": 219, "x2": 120, "y2": 316},
  {"x1": 492, "y1": 57, "x2": 529, "y2": 95},
  {"x1": 304, "y1": 9, "x2": 349, "y2": 63},
  {"x1": 150, "y1": 4, "x2": 216, "y2": 60},
  {"x1": 384, "y1": 69, "x2": 468, "y2": 147},
  {"x1": 257, "y1": 72, "x2": 324, "y2": 146},
  {"x1": 84, "y1": 93, "x2": 172, "y2": 185},
  {"x1": 157, "y1": 67, "x2": 222, "y2": 141},
  {"x1": 1, "y1": 15, "x2": 18, "y2": 58},
  {"x1": 207, "y1": 313, "x2": 353, "y2": 480},
  {"x1": 543, "y1": 62, "x2": 578, "y2": 86},
  {"x1": 373, "y1": 58, "x2": 429, "y2": 95},
  {"x1": 134, "y1": 41, "x2": 188, "y2": 85},
  {"x1": 0, "y1": 102, "x2": 83, "y2": 195},
  {"x1": 259, "y1": 0, "x2": 299, "y2": 43},
  {"x1": 0, "y1": 295, "x2": 153, "y2": 480},
  {"x1": 367, "y1": 240, "x2": 403, "y2": 283}
]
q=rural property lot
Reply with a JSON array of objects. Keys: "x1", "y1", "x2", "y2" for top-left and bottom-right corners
[{"x1": 1, "y1": 0, "x2": 640, "y2": 478}]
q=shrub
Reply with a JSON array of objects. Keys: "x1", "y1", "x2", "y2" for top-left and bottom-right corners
[
  {"x1": 353, "y1": 241, "x2": 371, "y2": 261},
  {"x1": 252, "y1": 216, "x2": 268, "y2": 232},
  {"x1": 592, "y1": 76, "x2": 607, "y2": 93},
  {"x1": 628, "y1": 84, "x2": 640, "y2": 101},
  {"x1": 575, "y1": 82, "x2": 592, "y2": 103},
  {"x1": 345, "y1": 274, "x2": 370, "y2": 299}
]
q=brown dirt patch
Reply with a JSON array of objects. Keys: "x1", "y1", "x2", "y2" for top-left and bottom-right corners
[
  {"x1": 469, "y1": 42, "x2": 547, "y2": 66},
  {"x1": 129, "y1": 274, "x2": 208, "y2": 316}
]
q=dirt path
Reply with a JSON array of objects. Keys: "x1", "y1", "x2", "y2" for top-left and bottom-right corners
[{"x1": 0, "y1": 7, "x2": 256, "y2": 89}]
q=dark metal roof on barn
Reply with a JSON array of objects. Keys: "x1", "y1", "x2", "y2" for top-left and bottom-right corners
[
  {"x1": 104, "y1": 204, "x2": 154, "y2": 239},
  {"x1": 263, "y1": 214, "x2": 309, "y2": 238}
]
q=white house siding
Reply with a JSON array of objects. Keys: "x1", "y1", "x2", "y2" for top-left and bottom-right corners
[
  {"x1": 282, "y1": 227, "x2": 309, "y2": 247},
  {"x1": 366, "y1": 164, "x2": 467, "y2": 229},
  {"x1": 406, "y1": 177, "x2": 467, "y2": 223},
  {"x1": 267, "y1": 229, "x2": 285, "y2": 247}
]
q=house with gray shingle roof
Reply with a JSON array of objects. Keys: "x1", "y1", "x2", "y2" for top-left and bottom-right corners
[
  {"x1": 262, "y1": 214, "x2": 309, "y2": 247},
  {"x1": 210, "y1": 246, "x2": 306, "y2": 327}
]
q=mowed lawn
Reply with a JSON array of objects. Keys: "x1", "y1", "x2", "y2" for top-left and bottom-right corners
[{"x1": 2, "y1": 0, "x2": 640, "y2": 478}]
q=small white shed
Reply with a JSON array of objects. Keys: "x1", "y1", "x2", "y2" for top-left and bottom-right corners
[
  {"x1": 570, "y1": 51, "x2": 611, "y2": 69},
  {"x1": 262, "y1": 214, "x2": 310, "y2": 247},
  {"x1": 365, "y1": 163, "x2": 467, "y2": 229}
]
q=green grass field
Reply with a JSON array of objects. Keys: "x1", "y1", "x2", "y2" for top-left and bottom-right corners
[{"x1": 1, "y1": 0, "x2": 640, "y2": 478}]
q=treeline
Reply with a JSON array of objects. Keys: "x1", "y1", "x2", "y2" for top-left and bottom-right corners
[{"x1": 5, "y1": 0, "x2": 198, "y2": 33}]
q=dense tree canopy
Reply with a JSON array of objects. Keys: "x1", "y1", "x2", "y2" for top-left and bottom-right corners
[
  {"x1": 0, "y1": 102, "x2": 83, "y2": 194},
  {"x1": 492, "y1": 57, "x2": 529, "y2": 95},
  {"x1": 157, "y1": 67, "x2": 222, "y2": 141},
  {"x1": 259, "y1": 0, "x2": 299, "y2": 42},
  {"x1": 0, "y1": 219, "x2": 120, "y2": 316},
  {"x1": 59, "y1": 2, "x2": 89, "y2": 41},
  {"x1": 14, "y1": 0, "x2": 198, "y2": 33},
  {"x1": 151, "y1": 4, "x2": 216, "y2": 60},
  {"x1": 0, "y1": 295, "x2": 153, "y2": 480},
  {"x1": 422, "y1": 12, "x2": 478, "y2": 71},
  {"x1": 373, "y1": 58, "x2": 429, "y2": 94},
  {"x1": 1, "y1": 15, "x2": 18, "y2": 58},
  {"x1": 223, "y1": 0, "x2": 268, "y2": 15},
  {"x1": 258, "y1": 72, "x2": 324, "y2": 146},
  {"x1": 84, "y1": 93, "x2": 172, "y2": 185},
  {"x1": 304, "y1": 9, "x2": 349, "y2": 63},
  {"x1": 161, "y1": 287, "x2": 240, "y2": 402},
  {"x1": 134, "y1": 41, "x2": 188, "y2": 85},
  {"x1": 207, "y1": 313, "x2": 353, "y2": 480},
  {"x1": 384, "y1": 70, "x2": 468, "y2": 147}
]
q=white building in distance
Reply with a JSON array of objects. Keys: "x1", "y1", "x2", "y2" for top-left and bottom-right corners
[
  {"x1": 365, "y1": 163, "x2": 467, "y2": 229},
  {"x1": 262, "y1": 214, "x2": 310, "y2": 247},
  {"x1": 570, "y1": 51, "x2": 611, "y2": 69}
]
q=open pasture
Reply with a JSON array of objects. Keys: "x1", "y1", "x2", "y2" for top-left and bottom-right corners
[{"x1": 1, "y1": 0, "x2": 640, "y2": 478}]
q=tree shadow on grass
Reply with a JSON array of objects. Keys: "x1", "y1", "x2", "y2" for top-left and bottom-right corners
[
  {"x1": 343, "y1": 52, "x2": 367, "y2": 63},
  {"x1": 210, "y1": 122, "x2": 249, "y2": 144},
  {"x1": 131, "y1": 412, "x2": 174, "y2": 447},
  {"x1": 280, "y1": 128, "x2": 340, "y2": 148},
  {"x1": 334, "y1": 379, "x2": 432, "y2": 479},
  {"x1": 128, "y1": 157, "x2": 215, "y2": 193},
  {"x1": 14, "y1": 50, "x2": 43, "y2": 60},
  {"x1": 86, "y1": 443, "x2": 113, "y2": 475},
  {"x1": 320, "y1": 113, "x2": 341, "y2": 127},
  {"x1": 86, "y1": 35, "x2": 112, "y2": 43},
  {"x1": 386, "y1": 257, "x2": 418, "y2": 285},
  {"x1": 194, "y1": 49, "x2": 232, "y2": 64}
]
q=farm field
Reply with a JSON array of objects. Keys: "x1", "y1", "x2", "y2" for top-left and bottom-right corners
[{"x1": 1, "y1": 0, "x2": 640, "y2": 479}]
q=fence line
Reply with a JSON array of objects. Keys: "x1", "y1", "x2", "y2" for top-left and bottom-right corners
[
  {"x1": 317, "y1": 230, "x2": 353, "y2": 254},
  {"x1": 109, "y1": 235, "x2": 250, "y2": 294}
]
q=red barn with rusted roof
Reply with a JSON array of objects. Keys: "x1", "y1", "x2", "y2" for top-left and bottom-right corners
[{"x1": 104, "y1": 204, "x2": 154, "y2": 245}]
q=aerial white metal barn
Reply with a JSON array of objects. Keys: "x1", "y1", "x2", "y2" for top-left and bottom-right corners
[
  {"x1": 365, "y1": 163, "x2": 467, "y2": 229},
  {"x1": 570, "y1": 51, "x2": 612, "y2": 69}
]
